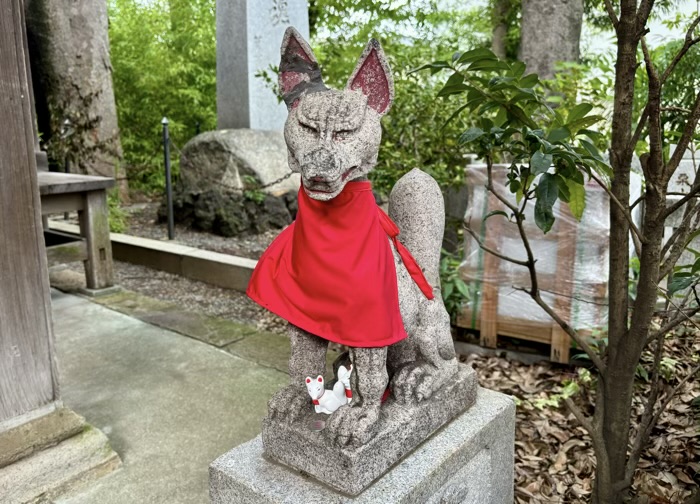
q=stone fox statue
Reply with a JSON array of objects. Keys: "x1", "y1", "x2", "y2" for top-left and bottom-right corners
[{"x1": 247, "y1": 27, "x2": 458, "y2": 447}]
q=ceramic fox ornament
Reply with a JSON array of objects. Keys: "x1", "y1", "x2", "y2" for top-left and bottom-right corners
[{"x1": 305, "y1": 365, "x2": 353, "y2": 415}]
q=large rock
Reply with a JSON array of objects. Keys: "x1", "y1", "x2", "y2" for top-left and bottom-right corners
[
  {"x1": 160, "y1": 128, "x2": 301, "y2": 237},
  {"x1": 178, "y1": 129, "x2": 300, "y2": 196},
  {"x1": 159, "y1": 187, "x2": 297, "y2": 237}
]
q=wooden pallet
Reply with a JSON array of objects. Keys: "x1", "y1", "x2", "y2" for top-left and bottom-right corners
[{"x1": 458, "y1": 166, "x2": 609, "y2": 363}]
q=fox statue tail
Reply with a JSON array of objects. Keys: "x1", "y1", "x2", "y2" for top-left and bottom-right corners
[{"x1": 388, "y1": 168, "x2": 445, "y2": 292}]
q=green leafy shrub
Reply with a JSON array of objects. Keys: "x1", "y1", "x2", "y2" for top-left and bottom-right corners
[
  {"x1": 420, "y1": 48, "x2": 608, "y2": 233},
  {"x1": 440, "y1": 248, "x2": 470, "y2": 322},
  {"x1": 108, "y1": 0, "x2": 217, "y2": 195},
  {"x1": 107, "y1": 189, "x2": 129, "y2": 233}
]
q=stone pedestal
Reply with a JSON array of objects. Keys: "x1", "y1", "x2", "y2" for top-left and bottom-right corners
[
  {"x1": 210, "y1": 387, "x2": 515, "y2": 503},
  {"x1": 262, "y1": 364, "x2": 478, "y2": 495}
]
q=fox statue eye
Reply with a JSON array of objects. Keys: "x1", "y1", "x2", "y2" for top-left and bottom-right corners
[
  {"x1": 333, "y1": 130, "x2": 353, "y2": 141},
  {"x1": 299, "y1": 122, "x2": 317, "y2": 134}
]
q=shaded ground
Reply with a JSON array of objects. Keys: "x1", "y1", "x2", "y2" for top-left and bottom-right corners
[
  {"x1": 51, "y1": 290, "x2": 289, "y2": 504},
  {"x1": 53, "y1": 206, "x2": 700, "y2": 502}
]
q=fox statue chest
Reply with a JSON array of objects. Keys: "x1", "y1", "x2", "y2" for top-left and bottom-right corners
[{"x1": 247, "y1": 181, "x2": 432, "y2": 348}]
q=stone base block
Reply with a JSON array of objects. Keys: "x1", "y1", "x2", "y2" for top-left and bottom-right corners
[
  {"x1": 262, "y1": 363, "x2": 478, "y2": 495},
  {"x1": 210, "y1": 387, "x2": 515, "y2": 503}
]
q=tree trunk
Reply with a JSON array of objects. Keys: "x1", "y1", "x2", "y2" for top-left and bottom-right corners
[
  {"x1": 519, "y1": 0, "x2": 584, "y2": 79},
  {"x1": 24, "y1": 0, "x2": 128, "y2": 200},
  {"x1": 595, "y1": 4, "x2": 650, "y2": 503},
  {"x1": 491, "y1": 0, "x2": 511, "y2": 59}
]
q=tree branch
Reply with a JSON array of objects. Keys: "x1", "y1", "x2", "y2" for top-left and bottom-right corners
[
  {"x1": 589, "y1": 171, "x2": 644, "y2": 255},
  {"x1": 636, "y1": 0, "x2": 655, "y2": 32},
  {"x1": 603, "y1": 0, "x2": 620, "y2": 30},
  {"x1": 463, "y1": 224, "x2": 529, "y2": 267},
  {"x1": 660, "y1": 16, "x2": 700, "y2": 86},
  {"x1": 660, "y1": 199, "x2": 700, "y2": 258},
  {"x1": 660, "y1": 204, "x2": 700, "y2": 280},
  {"x1": 515, "y1": 287, "x2": 606, "y2": 372},
  {"x1": 648, "y1": 306, "x2": 700, "y2": 344},
  {"x1": 631, "y1": 193, "x2": 645, "y2": 211},
  {"x1": 482, "y1": 159, "x2": 605, "y2": 372},
  {"x1": 626, "y1": 331, "x2": 665, "y2": 481},
  {"x1": 666, "y1": 89, "x2": 700, "y2": 182},
  {"x1": 629, "y1": 105, "x2": 650, "y2": 154},
  {"x1": 663, "y1": 184, "x2": 700, "y2": 218},
  {"x1": 627, "y1": 361, "x2": 700, "y2": 480},
  {"x1": 661, "y1": 106, "x2": 692, "y2": 114},
  {"x1": 648, "y1": 280, "x2": 700, "y2": 346},
  {"x1": 564, "y1": 397, "x2": 595, "y2": 436}
]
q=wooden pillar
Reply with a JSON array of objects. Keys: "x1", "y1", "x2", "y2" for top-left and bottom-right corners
[{"x1": 0, "y1": 0, "x2": 58, "y2": 424}]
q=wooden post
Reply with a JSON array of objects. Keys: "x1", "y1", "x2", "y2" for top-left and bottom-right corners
[
  {"x1": 0, "y1": 0, "x2": 58, "y2": 422},
  {"x1": 479, "y1": 193, "x2": 503, "y2": 349},
  {"x1": 79, "y1": 191, "x2": 114, "y2": 289},
  {"x1": 551, "y1": 206, "x2": 577, "y2": 363}
]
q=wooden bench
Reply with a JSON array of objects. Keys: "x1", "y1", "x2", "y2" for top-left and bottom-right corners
[{"x1": 38, "y1": 172, "x2": 115, "y2": 290}]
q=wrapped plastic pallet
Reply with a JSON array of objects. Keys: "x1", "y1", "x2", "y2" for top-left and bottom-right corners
[{"x1": 458, "y1": 164, "x2": 641, "y2": 362}]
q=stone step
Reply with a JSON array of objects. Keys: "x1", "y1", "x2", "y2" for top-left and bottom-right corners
[
  {"x1": 0, "y1": 423, "x2": 120, "y2": 504},
  {"x1": 0, "y1": 407, "x2": 84, "y2": 469}
]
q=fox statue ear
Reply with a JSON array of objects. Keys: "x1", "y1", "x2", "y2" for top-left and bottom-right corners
[
  {"x1": 346, "y1": 39, "x2": 394, "y2": 116},
  {"x1": 279, "y1": 27, "x2": 327, "y2": 109}
]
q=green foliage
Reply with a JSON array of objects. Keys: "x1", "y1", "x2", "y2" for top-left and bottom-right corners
[
  {"x1": 542, "y1": 55, "x2": 615, "y2": 150},
  {"x1": 242, "y1": 175, "x2": 266, "y2": 204},
  {"x1": 440, "y1": 248, "x2": 470, "y2": 322},
  {"x1": 421, "y1": 49, "x2": 609, "y2": 233},
  {"x1": 107, "y1": 189, "x2": 129, "y2": 233},
  {"x1": 524, "y1": 368, "x2": 592, "y2": 410},
  {"x1": 307, "y1": 0, "x2": 493, "y2": 195},
  {"x1": 108, "y1": 0, "x2": 216, "y2": 194},
  {"x1": 633, "y1": 37, "x2": 700, "y2": 155},
  {"x1": 668, "y1": 245, "x2": 700, "y2": 298}
]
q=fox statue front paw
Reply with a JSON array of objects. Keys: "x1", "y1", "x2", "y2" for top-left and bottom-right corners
[
  {"x1": 268, "y1": 384, "x2": 311, "y2": 423},
  {"x1": 391, "y1": 358, "x2": 458, "y2": 404},
  {"x1": 324, "y1": 403, "x2": 381, "y2": 447}
]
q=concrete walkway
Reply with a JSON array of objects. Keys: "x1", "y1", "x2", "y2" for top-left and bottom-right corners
[{"x1": 51, "y1": 290, "x2": 289, "y2": 504}]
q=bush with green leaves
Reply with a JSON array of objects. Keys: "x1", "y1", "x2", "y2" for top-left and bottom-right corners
[
  {"x1": 418, "y1": 48, "x2": 608, "y2": 233},
  {"x1": 108, "y1": 0, "x2": 217, "y2": 195},
  {"x1": 439, "y1": 247, "x2": 470, "y2": 322},
  {"x1": 305, "y1": 1, "x2": 495, "y2": 195}
]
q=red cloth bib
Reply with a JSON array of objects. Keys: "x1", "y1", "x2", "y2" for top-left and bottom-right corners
[{"x1": 246, "y1": 181, "x2": 433, "y2": 348}]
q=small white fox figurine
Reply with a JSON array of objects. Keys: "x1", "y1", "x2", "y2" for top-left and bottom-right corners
[{"x1": 305, "y1": 365, "x2": 353, "y2": 415}]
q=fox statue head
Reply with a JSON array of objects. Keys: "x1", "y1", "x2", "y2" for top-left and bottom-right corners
[{"x1": 279, "y1": 27, "x2": 394, "y2": 201}]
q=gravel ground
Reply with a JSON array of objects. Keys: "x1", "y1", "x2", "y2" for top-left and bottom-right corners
[
  {"x1": 60, "y1": 259, "x2": 288, "y2": 334},
  {"x1": 58, "y1": 202, "x2": 287, "y2": 332},
  {"x1": 124, "y1": 202, "x2": 280, "y2": 259}
]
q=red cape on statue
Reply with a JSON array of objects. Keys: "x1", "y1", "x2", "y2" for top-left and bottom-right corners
[{"x1": 246, "y1": 181, "x2": 434, "y2": 348}]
